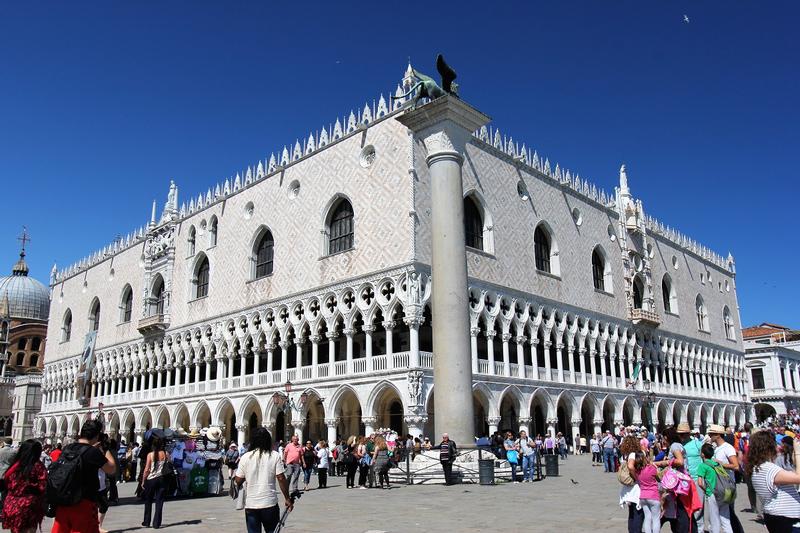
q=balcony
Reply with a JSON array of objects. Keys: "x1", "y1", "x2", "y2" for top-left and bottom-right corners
[
  {"x1": 137, "y1": 314, "x2": 169, "y2": 335},
  {"x1": 629, "y1": 308, "x2": 661, "y2": 327}
]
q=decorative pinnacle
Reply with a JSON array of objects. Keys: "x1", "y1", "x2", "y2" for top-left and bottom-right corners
[{"x1": 619, "y1": 164, "x2": 629, "y2": 194}]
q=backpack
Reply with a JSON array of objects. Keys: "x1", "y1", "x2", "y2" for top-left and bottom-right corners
[
  {"x1": 661, "y1": 467, "x2": 692, "y2": 496},
  {"x1": 340, "y1": 446, "x2": 353, "y2": 465},
  {"x1": 46, "y1": 445, "x2": 91, "y2": 507},
  {"x1": 617, "y1": 462, "x2": 635, "y2": 486},
  {"x1": 708, "y1": 460, "x2": 737, "y2": 504}
]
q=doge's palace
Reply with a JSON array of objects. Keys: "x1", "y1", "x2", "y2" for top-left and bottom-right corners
[{"x1": 35, "y1": 65, "x2": 749, "y2": 448}]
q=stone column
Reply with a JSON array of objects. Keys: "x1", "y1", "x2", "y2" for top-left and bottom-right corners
[
  {"x1": 404, "y1": 415, "x2": 427, "y2": 440},
  {"x1": 488, "y1": 416, "x2": 501, "y2": 436},
  {"x1": 518, "y1": 417, "x2": 532, "y2": 436},
  {"x1": 194, "y1": 360, "x2": 201, "y2": 382},
  {"x1": 543, "y1": 340, "x2": 552, "y2": 380},
  {"x1": 240, "y1": 353, "x2": 247, "y2": 380},
  {"x1": 266, "y1": 345, "x2": 275, "y2": 382},
  {"x1": 382, "y1": 321, "x2": 395, "y2": 357},
  {"x1": 344, "y1": 328, "x2": 354, "y2": 374},
  {"x1": 546, "y1": 418, "x2": 557, "y2": 439},
  {"x1": 593, "y1": 418, "x2": 603, "y2": 436},
  {"x1": 397, "y1": 97, "x2": 488, "y2": 447},
  {"x1": 363, "y1": 416, "x2": 377, "y2": 436},
  {"x1": 405, "y1": 316, "x2": 421, "y2": 369},
  {"x1": 470, "y1": 327, "x2": 479, "y2": 374},
  {"x1": 566, "y1": 346, "x2": 575, "y2": 383},
  {"x1": 363, "y1": 325, "x2": 374, "y2": 363},
  {"x1": 227, "y1": 352, "x2": 235, "y2": 380},
  {"x1": 326, "y1": 333, "x2": 337, "y2": 377},
  {"x1": 156, "y1": 369, "x2": 163, "y2": 389},
  {"x1": 310, "y1": 336, "x2": 320, "y2": 377},
  {"x1": 578, "y1": 348, "x2": 587, "y2": 385},
  {"x1": 486, "y1": 330, "x2": 496, "y2": 375},
  {"x1": 570, "y1": 419, "x2": 580, "y2": 454},
  {"x1": 253, "y1": 349, "x2": 261, "y2": 376},
  {"x1": 515, "y1": 336, "x2": 527, "y2": 378},
  {"x1": 588, "y1": 348, "x2": 597, "y2": 386},
  {"x1": 279, "y1": 340, "x2": 290, "y2": 382},
  {"x1": 291, "y1": 419, "x2": 305, "y2": 440},
  {"x1": 556, "y1": 344, "x2": 565, "y2": 382},
  {"x1": 502, "y1": 333, "x2": 512, "y2": 377},
  {"x1": 325, "y1": 418, "x2": 337, "y2": 444}
]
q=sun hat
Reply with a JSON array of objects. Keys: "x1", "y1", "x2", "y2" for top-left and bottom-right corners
[
  {"x1": 676, "y1": 422, "x2": 692, "y2": 434},
  {"x1": 188, "y1": 428, "x2": 201, "y2": 438},
  {"x1": 207, "y1": 426, "x2": 223, "y2": 442},
  {"x1": 230, "y1": 442, "x2": 238, "y2": 448},
  {"x1": 707, "y1": 424, "x2": 725, "y2": 435}
]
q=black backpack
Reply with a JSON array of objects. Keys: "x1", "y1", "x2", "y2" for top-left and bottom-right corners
[{"x1": 46, "y1": 445, "x2": 90, "y2": 507}]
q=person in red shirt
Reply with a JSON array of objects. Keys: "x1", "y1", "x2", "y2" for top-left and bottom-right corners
[
  {"x1": 282, "y1": 434, "x2": 303, "y2": 494},
  {"x1": 49, "y1": 443, "x2": 63, "y2": 463}
]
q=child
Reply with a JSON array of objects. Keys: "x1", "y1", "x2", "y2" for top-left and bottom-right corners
[{"x1": 695, "y1": 443, "x2": 721, "y2": 532}]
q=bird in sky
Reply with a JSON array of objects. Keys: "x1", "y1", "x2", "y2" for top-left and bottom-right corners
[{"x1": 683, "y1": 15, "x2": 690, "y2": 24}]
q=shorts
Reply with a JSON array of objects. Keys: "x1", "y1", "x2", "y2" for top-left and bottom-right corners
[{"x1": 52, "y1": 499, "x2": 100, "y2": 533}]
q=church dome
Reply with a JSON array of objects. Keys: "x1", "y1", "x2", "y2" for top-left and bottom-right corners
[{"x1": 0, "y1": 251, "x2": 50, "y2": 321}]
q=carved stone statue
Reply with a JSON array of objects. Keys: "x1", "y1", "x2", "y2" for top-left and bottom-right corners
[
  {"x1": 408, "y1": 370, "x2": 424, "y2": 405},
  {"x1": 392, "y1": 54, "x2": 458, "y2": 109}
]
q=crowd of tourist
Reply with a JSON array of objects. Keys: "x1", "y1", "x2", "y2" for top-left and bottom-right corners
[
  {"x1": 603, "y1": 417, "x2": 800, "y2": 533},
  {"x1": 3, "y1": 412, "x2": 800, "y2": 532}
]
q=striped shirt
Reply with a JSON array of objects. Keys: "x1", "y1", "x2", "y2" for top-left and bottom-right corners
[{"x1": 751, "y1": 461, "x2": 800, "y2": 519}]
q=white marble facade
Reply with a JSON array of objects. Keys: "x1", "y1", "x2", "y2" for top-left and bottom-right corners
[{"x1": 36, "y1": 68, "x2": 748, "y2": 448}]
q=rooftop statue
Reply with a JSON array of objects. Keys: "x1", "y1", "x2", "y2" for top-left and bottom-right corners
[{"x1": 392, "y1": 54, "x2": 458, "y2": 109}]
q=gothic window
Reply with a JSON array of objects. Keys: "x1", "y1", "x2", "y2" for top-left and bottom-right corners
[
  {"x1": 464, "y1": 196, "x2": 484, "y2": 250},
  {"x1": 327, "y1": 198, "x2": 354, "y2": 254},
  {"x1": 632, "y1": 276, "x2": 644, "y2": 309},
  {"x1": 62, "y1": 309, "x2": 72, "y2": 342},
  {"x1": 592, "y1": 247, "x2": 610, "y2": 292},
  {"x1": 695, "y1": 295, "x2": 709, "y2": 331},
  {"x1": 17, "y1": 338, "x2": 26, "y2": 350},
  {"x1": 89, "y1": 299, "x2": 101, "y2": 332},
  {"x1": 31, "y1": 337, "x2": 41, "y2": 351},
  {"x1": 253, "y1": 229, "x2": 275, "y2": 279},
  {"x1": 534, "y1": 226, "x2": 551, "y2": 273},
  {"x1": 193, "y1": 256, "x2": 210, "y2": 299},
  {"x1": 30, "y1": 354, "x2": 38, "y2": 367},
  {"x1": 15, "y1": 353, "x2": 24, "y2": 366},
  {"x1": 662, "y1": 274, "x2": 678, "y2": 314},
  {"x1": 209, "y1": 216, "x2": 218, "y2": 247},
  {"x1": 187, "y1": 226, "x2": 196, "y2": 256},
  {"x1": 150, "y1": 276, "x2": 165, "y2": 316},
  {"x1": 120, "y1": 285, "x2": 133, "y2": 323},
  {"x1": 723, "y1": 306, "x2": 735, "y2": 340}
]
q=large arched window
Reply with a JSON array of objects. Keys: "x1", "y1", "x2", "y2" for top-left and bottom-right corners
[
  {"x1": 120, "y1": 285, "x2": 133, "y2": 323},
  {"x1": 253, "y1": 229, "x2": 275, "y2": 279},
  {"x1": 632, "y1": 275, "x2": 644, "y2": 309},
  {"x1": 723, "y1": 306, "x2": 735, "y2": 340},
  {"x1": 89, "y1": 299, "x2": 101, "y2": 332},
  {"x1": 534, "y1": 223, "x2": 560, "y2": 275},
  {"x1": 327, "y1": 198, "x2": 354, "y2": 254},
  {"x1": 193, "y1": 256, "x2": 210, "y2": 299},
  {"x1": 187, "y1": 226, "x2": 196, "y2": 256},
  {"x1": 208, "y1": 216, "x2": 218, "y2": 247},
  {"x1": 464, "y1": 196, "x2": 484, "y2": 250},
  {"x1": 62, "y1": 309, "x2": 72, "y2": 342},
  {"x1": 149, "y1": 276, "x2": 165, "y2": 316},
  {"x1": 591, "y1": 247, "x2": 612, "y2": 292},
  {"x1": 695, "y1": 295, "x2": 709, "y2": 331},
  {"x1": 662, "y1": 274, "x2": 678, "y2": 314}
]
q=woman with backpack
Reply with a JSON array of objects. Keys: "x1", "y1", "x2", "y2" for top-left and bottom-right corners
[
  {"x1": 140, "y1": 436, "x2": 169, "y2": 529},
  {"x1": 2, "y1": 439, "x2": 46, "y2": 533},
  {"x1": 371, "y1": 436, "x2": 391, "y2": 489},
  {"x1": 747, "y1": 430, "x2": 800, "y2": 533},
  {"x1": 343, "y1": 436, "x2": 358, "y2": 489},
  {"x1": 618, "y1": 436, "x2": 644, "y2": 533}
]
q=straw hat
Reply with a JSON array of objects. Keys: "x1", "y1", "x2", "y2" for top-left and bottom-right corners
[
  {"x1": 188, "y1": 428, "x2": 201, "y2": 439},
  {"x1": 707, "y1": 424, "x2": 726, "y2": 435},
  {"x1": 206, "y1": 426, "x2": 223, "y2": 442},
  {"x1": 676, "y1": 422, "x2": 692, "y2": 434}
]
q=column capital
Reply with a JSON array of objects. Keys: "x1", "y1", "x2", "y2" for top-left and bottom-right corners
[
  {"x1": 381, "y1": 321, "x2": 396, "y2": 331},
  {"x1": 515, "y1": 335, "x2": 528, "y2": 345},
  {"x1": 290, "y1": 419, "x2": 306, "y2": 430},
  {"x1": 343, "y1": 328, "x2": 355, "y2": 338},
  {"x1": 487, "y1": 416, "x2": 501, "y2": 425},
  {"x1": 501, "y1": 333, "x2": 513, "y2": 343},
  {"x1": 404, "y1": 414, "x2": 428, "y2": 426},
  {"x1": 470, "y1": 326, "x2": 480, "y2": 337},
  {"x1": 325, "y1": 332, "x2": 339, "y2": 340},
  {"x1": 309, "y1": 335, "x2": 322, "y2": 344},
  {"x1": 362, "y1": 325, "x2": 375, "y2": 334},
  {"x1": 362, "y1": 416, "x2": 377, "y2": 426},
  {"x1": 486, "y1": 330, "x2": 496, "y2": 339},
  {"x1": 546, "y1": 418, "x2": 558, "y2": 426},
  {"x1": 278, "y1": 340, "x2": 291, "y2": 350},
  {"x1": 396, "y1": 95, "x2": 491, "y2": 159},
  {"x1": 324, "y1": 418, "x2": 338, "y2": 428},
  {"x1": 518, "y1": 417, "x2": 532, "y2": 424}
]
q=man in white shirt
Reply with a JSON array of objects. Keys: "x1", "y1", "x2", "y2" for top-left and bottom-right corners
[
  {"x1": 708, "y1": 424, "x2": 740, "y2": 533},
  {"x1": 235, "y1": 427, "x2": 292, "y2": 533}
]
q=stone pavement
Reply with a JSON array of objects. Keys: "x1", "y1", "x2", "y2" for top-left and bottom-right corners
[{"x1": 41, "y1": 456, "x2": 766, "y2": 533}]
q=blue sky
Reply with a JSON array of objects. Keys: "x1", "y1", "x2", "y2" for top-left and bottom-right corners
[{"x1": 1, "y1": 1, "x2": 797, "y2": 328}]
